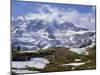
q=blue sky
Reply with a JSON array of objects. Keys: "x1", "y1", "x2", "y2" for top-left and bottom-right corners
[
  {"x1": 12, "y1": 0, "x2": 95, "y2": 18},
  {"x1": 12, "y1": 0, "x2": 96, "y2": 30}
]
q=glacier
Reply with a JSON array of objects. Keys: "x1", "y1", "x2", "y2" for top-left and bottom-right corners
[{"x1": 12, "y1": 13, "x2": 96, "y2": 52}]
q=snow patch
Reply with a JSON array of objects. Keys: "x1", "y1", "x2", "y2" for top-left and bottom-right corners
[
  {"x1": 70, "y1": 48, "x2": 86, "y2": 54},
  {"x1": 12, "y1": 58, "x2": 49, "y2": 69},
  {"x1": 62, "y1": 62, "x2": 85, "y2": 67},
  {"x1": 12, "y1": 70, "x2": 39, "y2": 74}
]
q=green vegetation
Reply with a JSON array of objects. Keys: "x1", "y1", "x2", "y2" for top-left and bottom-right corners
[
  {"x1": 44, "y1": 47, "x2": 82, "y2": 64},
  {"x1": 41, "y1": 65, "x2": 73, "y2": 72},
  {"x1": 42, "y1": 46, "x2": 96, "y2": 72},
  {"x1": 12, "y1": 50, "x2": 52, "y2": 61},
  {"x1": 12, "y1": 72, "x2": 17, "y2": 75},
  {"x1": 24, "y1": 66, "x2": 41, "y2": 71},
  {"x1": 75, "y1": 46, "x2": 96, "y2": 70},
  {"x1": 12, "y1": 46, "x2": 96, "y2": 73}
]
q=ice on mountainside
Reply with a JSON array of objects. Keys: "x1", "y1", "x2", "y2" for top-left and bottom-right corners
[{"x1": 12, "y1": 11, "x2": 96, "y2": 52}]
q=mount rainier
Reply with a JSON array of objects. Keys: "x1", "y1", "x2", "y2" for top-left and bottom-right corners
[{"x1": 12, "y1": 13, "x2": 96, "y2": 51}]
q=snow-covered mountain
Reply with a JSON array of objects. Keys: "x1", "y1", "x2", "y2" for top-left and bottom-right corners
[{"x1": 12, "y1": 14, "x2": 96, "y2": 51}]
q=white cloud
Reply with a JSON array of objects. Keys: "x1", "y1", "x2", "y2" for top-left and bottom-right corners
[{"x1": 15, "y1": 4, "x2": 95, "y2": 30}]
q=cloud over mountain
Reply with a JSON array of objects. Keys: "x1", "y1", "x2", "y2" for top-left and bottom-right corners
[{"x1": 14, "y1": 4, "x2": 95, "y2": 29}]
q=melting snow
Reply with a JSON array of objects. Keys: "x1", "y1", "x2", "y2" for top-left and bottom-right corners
[
  {"x1": 19, "y1": 50, "x2": 36, "y2": 53},
  {"x1": 12, "y1": 58, "x2": 49, "y2": 69},
  {"x1": 70, "y1": 48, "x2": 86, "y2": 54},
  {"x1": 70, "y1": 42, "x2": 95, "y2": 55},
  {"x1": 30, "y1": 58, "x2": 50, "y2": 64},
  {"x1": 62, "y1": 62, "x2": 85, "y2": 67},
  {"x1": 86, "y1": 43, "x2": 95, "y2": 48},
  {"x1": 12, "y1": 70, "x2": 39, "y2": 74},
  {"x1": 74, "y1": 59, "x2": 81, "y2": 62}
]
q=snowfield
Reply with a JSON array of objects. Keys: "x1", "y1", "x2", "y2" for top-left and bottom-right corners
[
  {"x1": 70, "y1": 48, "x2": 86, "y2": 54},
  {"x1": 12, "y1": 58, "x2": 49, "y2": 69},
  {"x1": 12, "y1": 70, "x2": 39, "y2": 74},
  {"x1": 70, "y1": 42, "x2": 95, "y2": 55},
  {"x1": 62, "y1": 62, "x2": 85, "y2": 67}
]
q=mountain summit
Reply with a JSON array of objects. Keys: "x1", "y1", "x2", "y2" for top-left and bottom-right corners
[{"x1": 12, "y1": 14, "x2": 95, "y2": 51}]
